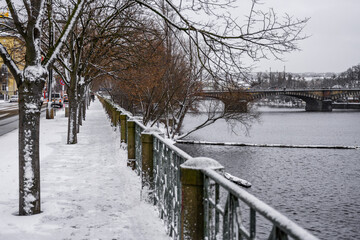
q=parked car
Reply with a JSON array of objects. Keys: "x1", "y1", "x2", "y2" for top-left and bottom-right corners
[
  {"x1": 63, "y1": 94, "x2": 68, "y2": 103},
  {"x1": 50, "y1": 93, "x2": 63, "y2": 108},
  {"x1": 9, "y1": 95, "x2": 19, "y2": 103}
]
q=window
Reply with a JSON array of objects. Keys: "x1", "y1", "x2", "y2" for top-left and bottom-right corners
[{"x1": 2, "y1": 82, "x2": 6, "y2": 91}]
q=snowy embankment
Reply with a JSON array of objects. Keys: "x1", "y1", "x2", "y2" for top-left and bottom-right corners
[
  {"x1": 0, "y1": 99, "x2": 170, "y2": 240},
  {"x1": 176, "y1": 139, "x2": 359, "y2": 149}
]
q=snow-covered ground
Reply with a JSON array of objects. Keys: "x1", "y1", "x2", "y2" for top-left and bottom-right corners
[{"x1": 0, "y1": 99, "x2": 170, "y2": 240}]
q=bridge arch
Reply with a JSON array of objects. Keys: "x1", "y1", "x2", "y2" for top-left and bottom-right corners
[{"x1": 201, "y1": 88, "x2": 360, "y2": 112}]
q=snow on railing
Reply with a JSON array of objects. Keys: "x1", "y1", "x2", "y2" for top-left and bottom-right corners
[
  {"x1": 202, "y1": 168, "x2": 319, "y2": 240},
  {"x1": 98, "y1": 95, "x2": 320, "y2": 240}
]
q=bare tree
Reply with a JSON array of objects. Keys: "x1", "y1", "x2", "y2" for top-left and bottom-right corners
[
  {"x1": 98, "y1": 0, "x2": 308, "y2": 139},
  {"x1": 133, "y1": 0, "x2": 308, "y2": 85},
  {"x1": 52, "y1": 0, "x2": 145, "y2": 144},
  {"x1": 0, "y1": 0, "x2": 85, "y2": 215}
]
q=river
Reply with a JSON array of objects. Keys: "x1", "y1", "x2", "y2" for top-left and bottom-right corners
[{"x1": 176, "y1": 106, "x2": 360, "y2": 239}]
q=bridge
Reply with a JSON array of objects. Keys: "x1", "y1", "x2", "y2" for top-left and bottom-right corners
[{"x1": 201, "y1": 88, "x2": 360, "y2": 112}]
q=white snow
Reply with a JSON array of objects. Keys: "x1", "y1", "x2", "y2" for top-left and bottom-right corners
[
  {"x1": 0, "y1": 99, "x2": 170, "y2": 240},
  {"x1": 181, "y1": 157, "x2": 224, "y2": 170},
  {"x1": 23, "y1": 128, "x2": 35, "y2": 214},
  {"x1": 142, "y1": 127, "x2": 163, "y2": 135},
  {"x1": 23, "y1": 65, "x2": 47, "y2": 82},
  {"x1": 25, "y1": 102, "x2": 40, "y2": 114}
]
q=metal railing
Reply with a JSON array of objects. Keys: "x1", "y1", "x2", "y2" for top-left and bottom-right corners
[
  {"x1": 98, "y1": 95, "x2": 320, "y2": 240},
  {"x1": 152, "y1": 133, "x2": 190, "y2": 238},
  {"x1": 203, "y1": 168, "x2": 318, "y2": 240},
  {"x1": 134, "y1": 122, "x2": 145, "y2": 174}
]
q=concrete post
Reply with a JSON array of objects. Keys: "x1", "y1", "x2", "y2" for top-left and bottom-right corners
[
  {"x1": 180, "y1": 157, "x2": 224, "y2": 240},
  {"x1": 127, "y1": 120, "x2": 136, "y2": 169},
  {"x1": 116, "y1": 110, "x2": 121, "y2": 127},
  {"x1": 141, "y1": 132, "x2": 153, "y2": 188},
  {"x1": 180, "y1": 167, "x2": 204, "y2": 240},
  {"x1": 112, "y1": 109, "x2": 119, "y2": 126},
  {"x1": 120, "y1": 114, "x2": 127, "y2": 143},
  {"x1": 65, "y1": 105, "x2": 69, "y2": 117},
  {"x1": 46, "y1": 107, "x2": 54, "y2": 119},
  {"x1": 305, "y1": 99, "x2": 332, "y2": 112},
  {"x1": 224, "y1": 100, "x2": 248, "y2": 112}
]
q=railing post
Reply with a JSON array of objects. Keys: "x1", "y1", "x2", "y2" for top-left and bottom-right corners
[
  {"x1": 46, "y1": 104, "x2": 54, "y2": 119},
  {"x1": 65, "y1": 104, "x2": 69, "y2": 117},
  {"x1": 120, "y1": 114, "x2": 127, "y2": 143},
  {"x1": 180, "y1": 157, "x2": 223, "y2": 240},
  {"x1": 112, "y1": 108, "x2": 117, "y2": 126},
  {"x1": 127, "y1": 120, "x2": 136, "y2": 169},
  {"x1": 141, "y1": 132, "x2": 153, "y2": 188}
]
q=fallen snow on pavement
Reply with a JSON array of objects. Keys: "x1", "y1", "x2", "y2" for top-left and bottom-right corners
[{"x1": 0, "y1": 99, "x2": 170, "y2": 240}]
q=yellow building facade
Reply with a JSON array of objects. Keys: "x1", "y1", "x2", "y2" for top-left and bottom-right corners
[{"x1": 0, "y1": 12, "x2": 24, "y2": 99}]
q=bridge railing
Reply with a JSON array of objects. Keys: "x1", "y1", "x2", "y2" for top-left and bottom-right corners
[{"x1": 98, "y1": 95, "x2": 319, "y2": 240}]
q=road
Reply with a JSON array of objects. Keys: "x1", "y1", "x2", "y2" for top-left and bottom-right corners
[
  {"x1": 0, "y1": 102, "x2": 19, "y2": 136},
  {"x1": 0, "y1": 101, "x2": 47, "y2": 136}
]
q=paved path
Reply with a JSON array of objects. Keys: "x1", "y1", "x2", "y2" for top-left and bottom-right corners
[{"x1": 0, "y1": 99, "x2": 169, "y2": 240}]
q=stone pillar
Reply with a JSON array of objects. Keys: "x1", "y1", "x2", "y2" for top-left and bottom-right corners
[
  {"x1": 65, "y1": 105, "x2": 69, "y2": 117},
  {"x1": 120, "y1": 114, "x2": 127, "y2": 143},
  {"x1": 224, "y1": 100, "x2": 248, "y2": 113},
  {"x1": 141, "y1": 132, "x2": 153, "y2": 188},
  {"x1": 321, "y1": 100, "x2": 333, "y2": 111},
  {"x1": 305, "y1": 99, "x2": 332, "y2": 112},
  {"x1": 180, "y1": 157, "x2": 224, "y2": 240},
  {"x1": 112, "y1": 109, "x2": 120, "y2": 126},
  {"x1": 116, "y1": 110, "x2": 121, "y2": 127},
  {"x1": 127, "y1": 120, "x2": 136, "y2": 169},
  {"x1": 46, "y1": 105, "x2": 54, "y2": 119}
]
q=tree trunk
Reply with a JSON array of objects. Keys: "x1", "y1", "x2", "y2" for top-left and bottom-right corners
[
  {"x1": 67, "y1": 75, "x2": 78, "y2": 144},
  {"x1": 82, "y1": 98, "x2": 86, "y2": 121},
  {"x1": 76, "y1": 85, "x2": 84, "y2": 130},
  {"x1": 77, "y1": 102, "x2": 82, "y2": 129},
  {"x1": 18, "y1": 79, "x2": 45, "y2": 215}
]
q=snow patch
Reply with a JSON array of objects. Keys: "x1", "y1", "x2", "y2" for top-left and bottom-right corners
[
  {"x1": 78, "y1": 76, "x2": 85, "y2": 85},
  {"x1": 142, "y1": 127, "x2": 164, "y2": 135},
  {"x1": 23, "y1": 129, "x2": 35, "y2": 215},
  {"x1": 23, "y1": 65, "x2": 47, "y2": 82},
  {"x1": 25, "y1": 102, "x2": 40, "y2": 114},
  {"x1": 181, "y1": 157, "x2": 224, "y2": 170}
]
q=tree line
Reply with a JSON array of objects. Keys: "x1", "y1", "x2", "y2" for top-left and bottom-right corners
[
  {"x1": 0, "y1": 0, "x2": 307, "y2": 216},
  {"x1": 251, "y1": 63, "x2": 360, "y2": 89}
]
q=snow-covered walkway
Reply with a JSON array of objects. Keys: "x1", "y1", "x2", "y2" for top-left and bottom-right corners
[{"x1": 0, "y1": 99, "x2": 170, "y2": 240}]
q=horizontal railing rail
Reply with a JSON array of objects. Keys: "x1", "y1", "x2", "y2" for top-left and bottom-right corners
[
  {"x1": 97, "y1": 95, "x2": 320, "y2": 240},
  {"x1": 202, "y1": 168, "x2": 318, "y2": 240}
]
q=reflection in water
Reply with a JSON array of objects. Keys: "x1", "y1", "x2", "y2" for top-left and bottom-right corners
[{"x1": 177, "y1": 107, "x2": 360, "y2": 239}]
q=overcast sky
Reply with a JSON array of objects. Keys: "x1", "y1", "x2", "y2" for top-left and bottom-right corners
[
  {"x1": 248, "y1": 0, "x2": 360, "y2": 73},
  {"x1": 1, "y1": 1, "x2": 359, "y2": 73}
]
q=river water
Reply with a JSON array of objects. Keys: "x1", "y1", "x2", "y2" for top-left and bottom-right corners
[{"x1": 176, "y1": 106, "x2": 360, "y2": 239}]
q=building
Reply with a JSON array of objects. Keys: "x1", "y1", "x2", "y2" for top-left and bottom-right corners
[{"x1": 0, "y1": 11, "x2": 24, "y2": 99}]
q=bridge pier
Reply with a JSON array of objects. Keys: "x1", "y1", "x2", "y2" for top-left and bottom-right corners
[
  {"x1": 305, "y1": 99, "x2": 332, "y2": 112},
  {"x1": 224, "y1": 100, "x2": 248, "y2": 112}
]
